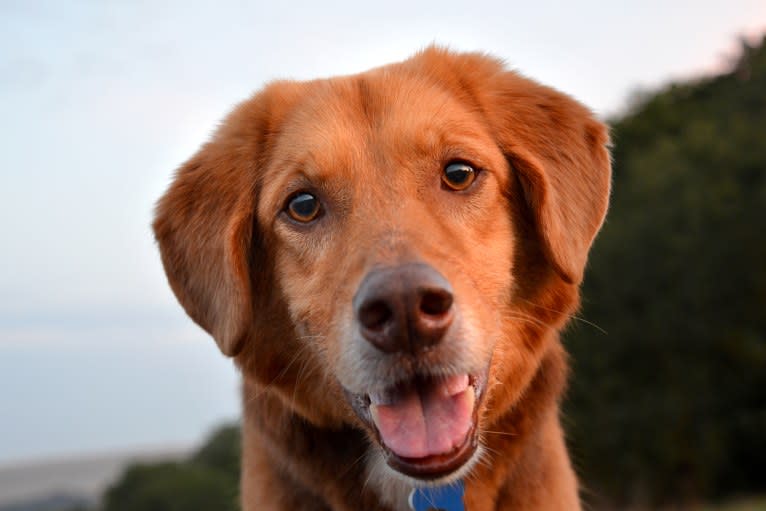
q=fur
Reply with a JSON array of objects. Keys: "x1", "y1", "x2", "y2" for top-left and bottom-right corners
[{"x1": 153, "y1": 47, "x2": 611, "y2": 510}]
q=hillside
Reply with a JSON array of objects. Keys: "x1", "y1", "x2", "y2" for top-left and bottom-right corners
[{"x1": 0, "y1": 448, "x2": 189, "y2": 511}]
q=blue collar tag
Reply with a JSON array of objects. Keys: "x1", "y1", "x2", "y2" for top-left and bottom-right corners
[{"x1": 409, "y1": 480, "x2": 465, "y2": 511}]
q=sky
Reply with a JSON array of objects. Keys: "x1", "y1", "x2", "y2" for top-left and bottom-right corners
[{"x1": 0, "y1": 0, "x2": 764, "y2": 465}]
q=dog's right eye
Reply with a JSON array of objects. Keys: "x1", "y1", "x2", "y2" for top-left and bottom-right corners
[
  {"x1": 286, "y1": 192, "x2": 321, "y2": 223},
  {"x1": 442, "y1": 161, "x2": 477, "y2": 191}
]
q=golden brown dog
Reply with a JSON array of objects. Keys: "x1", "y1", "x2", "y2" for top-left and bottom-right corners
[{"x1": 154, "y1": 47, "x2": 611, "y2": 510}]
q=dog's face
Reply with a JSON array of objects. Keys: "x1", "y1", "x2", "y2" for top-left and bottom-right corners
[
  {"x1": 154, "y1": 48, "x2": 610, "y2": 485},
  {"x1": 259, "y1": 74, "x2": 516, "y2": 480}
]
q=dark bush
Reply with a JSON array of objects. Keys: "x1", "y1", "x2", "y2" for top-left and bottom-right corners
[
  {"x1": 102, "y1": 425, "x2": 239, "y2": 511},
  {"x1": 565, "y1": 35, "x2": 766, "y2": 507}
]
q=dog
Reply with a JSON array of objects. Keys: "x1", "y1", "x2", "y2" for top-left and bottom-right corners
[{"x1": 153, "y1": 47, "x2": 611, "y2": 510}]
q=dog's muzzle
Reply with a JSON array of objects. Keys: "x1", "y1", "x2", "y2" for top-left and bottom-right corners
[{"x1": 345, "y1": 263, "x2": 485, "y2": 480}]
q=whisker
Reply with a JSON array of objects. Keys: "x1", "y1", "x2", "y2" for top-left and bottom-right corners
[
  {"x1": 567, "y1": 315, "x2": 607, "y2": 334},
  {"x1": 296, "y1": 334, "x2": 327, "y2": 341},
  {"x1": 337, "y1": 451, "x2": 368, "y2": 480},
  {"x1": 245, "y1": 342, "x2": 313, "y2": 404},
  {"x1": 289, "y1": 355, "x2": 316, "y2": 411},
  {"x1": 505, "y1": 311, "x2": 549, "y2": 329},
  {"x1": 519, "y1": 298, "x2": 607, "y2": 334},
  {"x1": 480, "y1": 444, "x2": 502, "y2": 457},
  {"x1": 482, "y1": 429, "x2": 518, "y2": 437},
  {"x1": 360, "y1": 463, "x2": 375, "y2": 495}
]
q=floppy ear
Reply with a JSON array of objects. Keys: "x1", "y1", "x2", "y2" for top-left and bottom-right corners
[
  {"x1": 485, "y1": 73, "x2": 612, "y2": 284},
  {"x1": 153, "y1": 83, "x2": 299, "y2": 356},
  {"x1": 407, "y1": 47, "x2": 611, "y2": 283}
]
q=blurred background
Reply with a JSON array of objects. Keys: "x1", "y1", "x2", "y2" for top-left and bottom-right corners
[{"x1": 0, "y1": 1, "x2": 764, "y2": 510}]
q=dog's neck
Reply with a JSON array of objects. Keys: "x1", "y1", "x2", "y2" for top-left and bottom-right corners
[{"x1": 238, "y1": 342, "x2": 576, "y2": 511}]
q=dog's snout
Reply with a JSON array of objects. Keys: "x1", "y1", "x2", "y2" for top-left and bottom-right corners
[{"x1": 353, "y1": 263, "x2": 454, "y2": 353}]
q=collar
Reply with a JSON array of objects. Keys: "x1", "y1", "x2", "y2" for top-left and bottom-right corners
[{"x1": 409, "y1": 480, "x2": 465, "y2": 511}]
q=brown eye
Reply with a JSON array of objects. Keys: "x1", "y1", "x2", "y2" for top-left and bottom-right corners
[
  {"x1": 286, "y1": 192, "x2": 321, "y2": 222},
  {"x1": 442, "y1": 162, "x2": 477, "y2": 191}
]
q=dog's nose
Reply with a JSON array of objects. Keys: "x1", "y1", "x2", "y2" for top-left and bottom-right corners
[{"x1": 353, "y1": 263, "x2": 454, "y2": 353}]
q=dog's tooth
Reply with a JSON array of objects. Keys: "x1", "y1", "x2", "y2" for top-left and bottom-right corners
[
  {"x1": 465, "y1": 384, "x2": 476, "y2": 411},
  {"x1": 370, "y1": 404, "x2": 380, "y2": 426},
  {"x1": 441, "y1": 374, "x2": 470, "y2": 397}
]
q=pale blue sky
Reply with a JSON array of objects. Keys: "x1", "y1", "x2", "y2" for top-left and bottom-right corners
[{"x1": 1, "y1": 0, "x2": 764, "y2": 464}]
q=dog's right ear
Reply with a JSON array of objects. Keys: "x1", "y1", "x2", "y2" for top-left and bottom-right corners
[
  {"x1": 410, "y1": 47, "x2": 611, "y2": 284},
  {"x1": 153, "y1": 83, "x2": 302, "y2": 356}
]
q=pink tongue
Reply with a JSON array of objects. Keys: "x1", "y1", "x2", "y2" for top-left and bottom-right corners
[{"x1": 372, "y1": 374, "x2": 474, "y2": 459}]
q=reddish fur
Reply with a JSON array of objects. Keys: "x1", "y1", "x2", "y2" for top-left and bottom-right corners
[{"x1": 154, "y1": 47, "x2": 611, "y2": 510}]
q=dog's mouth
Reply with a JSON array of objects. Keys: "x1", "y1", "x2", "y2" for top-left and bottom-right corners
[{"x1": 346, "y1": 370, "x2": 486, "y2": 480}]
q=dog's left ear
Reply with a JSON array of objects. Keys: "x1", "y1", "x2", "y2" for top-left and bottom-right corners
[{"x1": 483, "y1": 72, "x2": 612, "y2": 284}]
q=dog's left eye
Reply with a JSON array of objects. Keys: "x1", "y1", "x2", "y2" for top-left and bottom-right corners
[
  {"x1": 442, "y1": 162, "x2": 477, "y2": 191},
  {"x1": 286, "y1": 192, "x2": 321, "y2": 223}
]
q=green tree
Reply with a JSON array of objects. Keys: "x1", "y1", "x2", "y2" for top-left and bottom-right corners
[
  {"x1": 101, "y1": 425, "x2": 240, "y2": 511},
  {"x1": 565, "y1": 35, "x2": 766, "y2": 507},
  {"x1": 191, "y1": 424, "x2": 241, "y2": 481}
]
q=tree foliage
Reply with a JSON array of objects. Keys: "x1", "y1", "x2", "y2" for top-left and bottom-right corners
[
  {"x1": 564, "y1": 35, "x2": 766, "y2": 506},
  {"x1": 190, "y1": 424, "x2": 241, "y2": 483},
  {"x1": 101, "y1": 425, "x2": 240, "y2": 511}
]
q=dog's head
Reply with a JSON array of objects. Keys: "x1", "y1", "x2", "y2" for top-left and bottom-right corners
[{"x1": 153, "y1": 48, "x2": 610, "y2": 485}]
